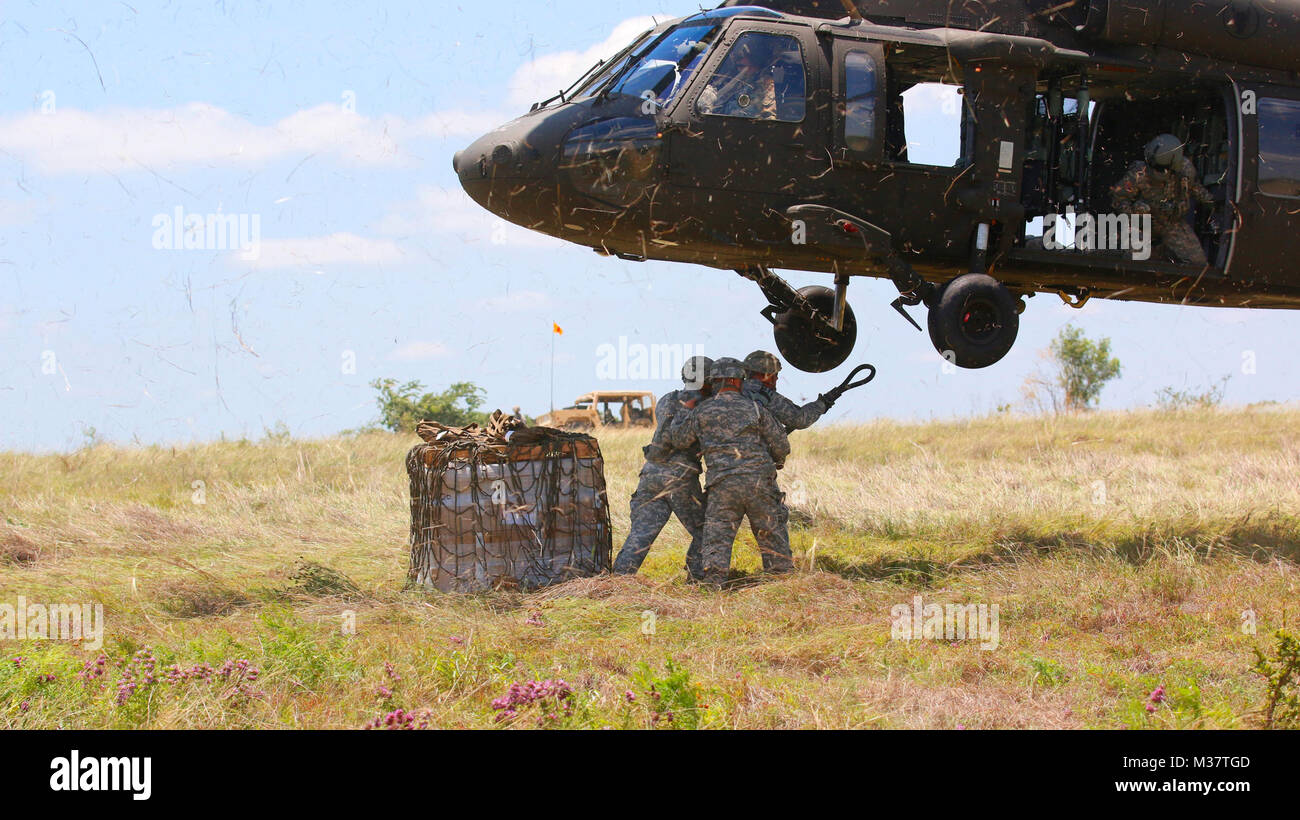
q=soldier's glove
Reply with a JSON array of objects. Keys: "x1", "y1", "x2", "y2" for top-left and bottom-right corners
[
  {"x1": 818, "y1": 386, "x2": 845, "y2": 409},
  {"x1": 820, "y1": 364, "x2": 875, "y2": 410}
]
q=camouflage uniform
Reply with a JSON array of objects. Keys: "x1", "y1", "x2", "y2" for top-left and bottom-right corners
[
  {"x1": 667, "y1": 390, "x2": 792, "y2": 584},
  {"x1": 741, "y1": 376, "x2": 828, "y2": 566},
  {"x1": 1111, "y1": 156, "x2": 1215, "y2": 266},
  {"x1": 612, "y1": 388, "x2": 707, "y2": 578},
  {"x1": 742, "y1": 379, "x2": 829, "y2": 432}
]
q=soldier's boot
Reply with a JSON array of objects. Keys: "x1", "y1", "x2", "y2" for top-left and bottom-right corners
[
  {"x1": 762, "y1": 552, "x2": 796, "y2": 574},
  {"x1": 700, "y1": 568, "x2": 729, "y2": 588}
]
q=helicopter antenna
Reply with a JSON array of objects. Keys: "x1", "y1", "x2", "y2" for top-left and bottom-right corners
[{"x1": 839, "y1": 0, "x2": 863, "y2": 21}]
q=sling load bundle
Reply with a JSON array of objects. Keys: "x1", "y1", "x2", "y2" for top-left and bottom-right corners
[{"x1": 405, "y1": 410, "x2": 612, "y2": 592}]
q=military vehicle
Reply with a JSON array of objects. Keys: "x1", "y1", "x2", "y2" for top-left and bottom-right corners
[
  {"x1": 536, "y1": 390, "x2": 657, "y2": 430},
  {"x1": 456, "y1": 0, "x2": 1300, "y2": 371}
]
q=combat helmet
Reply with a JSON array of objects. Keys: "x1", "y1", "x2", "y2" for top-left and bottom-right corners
[
  {"x1": 743, "y1": 350, "x2": 782, "y2": 376},
  {"x1": 708, "y1": 357, "x2": 747, "y2": 381},
  {"x1": 1145, "y1": 134, "x2": 1184, "y2": 169},
  {"x1": 681, "y1": 355, "x2": 714, "y2": 387}
]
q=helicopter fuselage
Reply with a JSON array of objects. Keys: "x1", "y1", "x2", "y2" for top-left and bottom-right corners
[{"x1": 456, "y1": 1, "x2": 1300, "y2": 371}]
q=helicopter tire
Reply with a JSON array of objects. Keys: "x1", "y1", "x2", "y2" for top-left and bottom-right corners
[
  {"x1": 927, "y1": 273, "x2": 1019, "y2": 369},
  {"x1": 771, "y1": 285, "x2": 857, "y2": 373}
]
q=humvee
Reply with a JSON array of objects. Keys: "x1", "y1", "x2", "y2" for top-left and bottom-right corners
[{"x1": 536, "y1": 391, "x2": 658, "y2": 430}]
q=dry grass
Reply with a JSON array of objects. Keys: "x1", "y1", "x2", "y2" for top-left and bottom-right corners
[{"x1": 1, "y1": 407, "x2": 1297, "y2": 729}]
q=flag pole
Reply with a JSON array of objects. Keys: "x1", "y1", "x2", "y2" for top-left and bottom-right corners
[{"x1": 549, "y1": 322, "x2": 556, "y2": 414}]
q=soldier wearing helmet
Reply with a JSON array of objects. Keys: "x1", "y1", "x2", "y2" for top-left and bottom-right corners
[
  {"x1": 665, "y1": 357, "x2": 792, "y2": 586},
  {"x1": 1111, "y1": 133, "x2": 1216, "y2": 266},
  {"x1": 612, "y1": 355, "x2": 714, "y2": 580},
  {"x1": 741, "y1": 350, "x2": 839, "y2": 432}
]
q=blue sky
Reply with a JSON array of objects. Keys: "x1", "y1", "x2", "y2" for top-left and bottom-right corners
[{"x1": 1, "y1": 1, "x2": 1296, "y2": 451}]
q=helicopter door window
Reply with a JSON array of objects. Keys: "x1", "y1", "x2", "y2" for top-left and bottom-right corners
[
  {"x1": 696, "y1": 32, "x2": 806, "y2": 123},
  {"x1": 1258, "y1": 97, "x2": 1300, "y2": 198},
  {"x1": 843, "y1": 50, "x2": 879, "y2": 153},
  {"x1": 897, "y1": 82, "x2": 965, "y2": 167}
]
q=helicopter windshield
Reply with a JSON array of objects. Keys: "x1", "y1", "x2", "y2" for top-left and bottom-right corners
[
  {"x1": 567, "y1": 29, "x2": 654, "y2": 100},
  {"x1": 602, "y1": 22, "x2": 723, "y2": 109}
]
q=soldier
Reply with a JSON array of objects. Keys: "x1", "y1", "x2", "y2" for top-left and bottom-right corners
[
  {"x1": 1111, "y1": 133, "x2": 1216, "y2": 267},
  {"x1": 612, "y1": 356, "x2": 713, "y2": 580},
  {"x1": 667, "y1": 357, "x2": 791, "y2": 587},
  {"x1": 742, "y1": 350, "x2": 853, "y2": 431},
  {"x1": 697, "y1": 38, "x2": 778, "y2": 120},
  {"x1": 741, "y1": 350, "x2": 844, "y2": 570}
]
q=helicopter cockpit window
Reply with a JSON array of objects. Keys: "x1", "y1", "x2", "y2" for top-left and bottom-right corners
[
  {"x1": 570, "y1": 30, "x2": 654, "y2": 100},
  {"x1": 607, "y1": 23, "x2": 722, "y2": 111},
  {"x1": 1258, "y1": 97, "x2": 1300, "y2": 198},
  {"x1": 844, "y1": 50, "x2": 879, "y2": 153},
  {"x1": 697, "y1": 32, "x2": 806, "y2": 123}
]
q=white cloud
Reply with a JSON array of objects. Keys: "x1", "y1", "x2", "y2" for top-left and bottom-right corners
[
  {"x1": 0, "y1": 103, "x2": 511, "y2": 175},
  {"x1": 389, "y1": 341, "x2": 450, "y2": 361},
  {"x1": 237, "y1": 232, "x2": 407, "y2": 270},
  {"x1": 507, "y1": 17, "x2": 657, "y2": 109},
  {"x1": 378, "y1": 185, "x2": 564, "y2": 250},
  {"x1": 0, "y1": 18, "x2": 658, "y2": 177}
]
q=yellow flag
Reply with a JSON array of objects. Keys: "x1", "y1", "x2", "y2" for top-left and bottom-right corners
[{"x1": 553, "y1": 322, "x2": 563, "y2": 336}]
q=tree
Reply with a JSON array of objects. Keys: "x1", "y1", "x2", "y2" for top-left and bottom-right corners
[
  {"x1": 1022, "y1": 325, "x2": 1123, "y2": 414},
  {"x1": 1048, "y1": 325, "x2": 1122, "y2": 412},
  {"x1": 370, "y1": 378, "x2": 489, "y2": 432}
]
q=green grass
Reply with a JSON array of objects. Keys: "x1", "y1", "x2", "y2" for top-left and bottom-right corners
[{"x1": 1, "y1": 406, "x2": 1298, "y2": 728}]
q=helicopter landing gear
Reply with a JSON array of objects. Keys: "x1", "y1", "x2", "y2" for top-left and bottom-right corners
[
  {"x1": 739, "y1": 266, "x2": 857, "y2": 373},
  {"x1": 770, "y1": 284, "x2": 858, "y2": 373},
  {"x1": 926, "y1": 273, "x2": 1021, "y2": 369}
]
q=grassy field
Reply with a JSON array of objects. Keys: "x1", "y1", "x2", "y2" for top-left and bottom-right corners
[{"x1": 2, "y1": 407, "x2": 1299, "y2": 729}]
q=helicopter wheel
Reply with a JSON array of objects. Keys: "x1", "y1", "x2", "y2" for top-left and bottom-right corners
[
  {"x1": 926, "y1": 274, "x2": 1019, "y2": 370},
  {"x1": 771, "y1": 285, "x2": 857, "y2": 374}
]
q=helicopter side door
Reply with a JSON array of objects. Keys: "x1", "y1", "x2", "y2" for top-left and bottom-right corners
[
  {"x1": 1230, "y1": 83, "x2": 1300, "y2": 289},
  {"x1": 870, "y1": 43, "x2": 984, "y2": 264},
  {"x1": 665, "y1": 22, "x2": 828, "y2": 198},
  {"x1": 830, "y1": 38, "x2": 885, "y2": 166}
]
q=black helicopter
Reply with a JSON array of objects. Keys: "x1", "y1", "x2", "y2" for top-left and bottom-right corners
[{"x1": 455, "y1": 0, "x2": 1300, "y2": 372}]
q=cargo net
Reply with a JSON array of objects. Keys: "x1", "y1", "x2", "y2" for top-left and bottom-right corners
[{"x1": 406, "y1": 410, "x2": 612, "y2": 592}]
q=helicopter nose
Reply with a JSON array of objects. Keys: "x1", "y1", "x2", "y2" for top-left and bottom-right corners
[
  {"x1": 456, "y1": 136, "x2": 532, "y2": 185},
  {"x1": 456, "y1": 120, "x2": 559, "y2": 231}
]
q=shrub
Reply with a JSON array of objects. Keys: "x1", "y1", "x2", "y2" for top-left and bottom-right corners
[
  {"x1": 1252, "y1": 629, "x2": 1300, "y2": 729},
  {"x1": 1155, "y1": 376, "x2": 1230, "y2": 412},
  {"x1": 370, "y1": 379, "x2": 488, "y2": 433}
]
